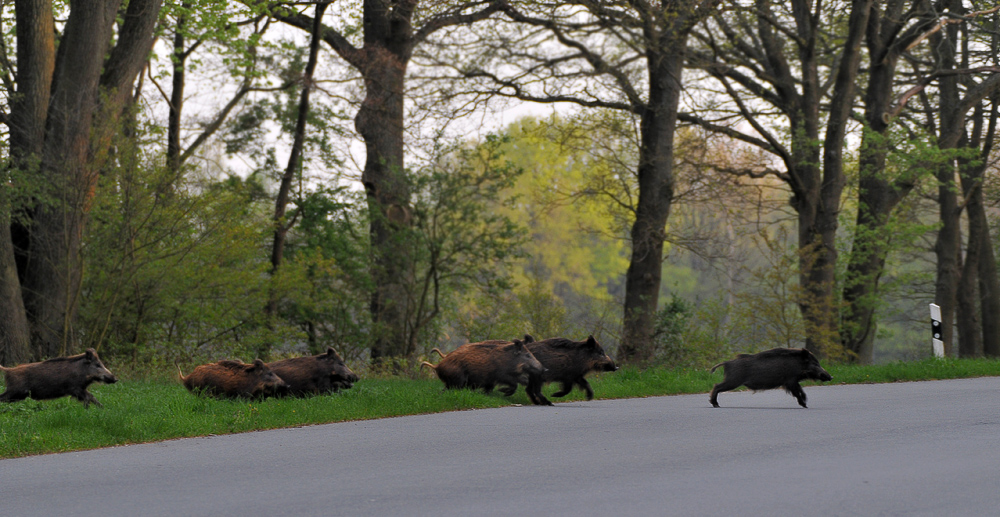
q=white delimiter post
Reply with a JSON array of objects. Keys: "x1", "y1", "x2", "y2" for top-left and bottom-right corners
[{"x1": 930, "y1": 303, "x2": 945, "y2": 358}]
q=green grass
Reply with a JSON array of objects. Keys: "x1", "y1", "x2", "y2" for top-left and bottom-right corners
[{"x1": 2, "y1": 357, "x2": 998, "y2": 459}]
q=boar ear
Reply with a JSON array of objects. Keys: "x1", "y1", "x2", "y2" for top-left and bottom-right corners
[
  {"x1": 523, "y1": 334, "x2": 535, "y2": 343},
  {"x1": 326, "y1": 347, "x2": 337, "y2": 356},
  {"x1": 251, "y1": 359, "x2": 266, "y2": 370},
  {"x1": 512, "y1": 339, "x2": 526, "y2": 350},
  {"x1": 586, "y1": 335, "x2": 598, "y2": 347},
  {"x1": 85, "y1": 348, "x2": 97, "y2": 360}
]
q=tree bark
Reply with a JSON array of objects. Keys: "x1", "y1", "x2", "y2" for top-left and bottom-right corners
[
  {"x1": 6, "y1": 0, "x2": 162, "y2": 359},
  {"x1": 957, "y1": 154, "x2": 983, "y2": 357},
  {"x1": 1, "y1": 0, "x2": 55, "y2": 364},
  {"x1": 167, "y1": 4, "x2": 188, "y2": 174},
  {"x1": 956, "y1": 97, "x2": 999, "y2": 357},
  {"x1": 266, "y1": 2, "x2": 328, "y2": 329},
  {"x1": 932, "y1": 0, "x2": 964, "y2": 358},
  {"x1": 976, "y1": 103, "x2": 1000, "y2": 357},
  {"x1": 841, "y1": 0, "x2": 931, "y2": 363},
  {"x1": 620, "y1": 43, "x2": 683, "y2": 363},
  {"x1": 22, "y1": 1, "x2": 120, "y2": 357},
  {"x1": 357, "y1": 42, "x2": 413, "y2": 362},
  {"x1": 802, "y1": 0, "x2": 872, "y2": 356}
]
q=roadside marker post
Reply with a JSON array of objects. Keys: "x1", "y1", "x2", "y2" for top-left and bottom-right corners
[{"x1": 930, "y1": 303, "x2": 944, "y2": 358}]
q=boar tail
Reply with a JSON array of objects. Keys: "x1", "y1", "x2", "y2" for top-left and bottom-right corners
[
  {"x1": 710, "y1": 362, "x2": 725, "y2": 373},
  {"x1": 420, "y1": 361, "x2": 437, "y2": 371},
  {"x1": 430, "y1": 348, "x2": 446, "y2": 359}
]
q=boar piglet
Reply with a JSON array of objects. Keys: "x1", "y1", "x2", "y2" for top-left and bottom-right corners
[
  {"x1": 422, "y1": 339, "x2": 544, "y2": 395},
  {"x1": 709, "y1": 347, "x2": 833, "y2": 408},
  {"x1": 180, "y1": 359, "x2": 288, "y2": 399},
  {"x1": 268, "y1": 347, "x2": 360, "y2": 397},
  {"x1": 0, "y1": 348, "x2": 118, "y2": 408},
  {"x1": 523, "y1": 335, "x2": 618, "y2": 406}
]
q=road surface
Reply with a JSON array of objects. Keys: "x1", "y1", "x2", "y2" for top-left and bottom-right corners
[{"x1": 2, "y1": 377, "x2": 999, "y2": 516}]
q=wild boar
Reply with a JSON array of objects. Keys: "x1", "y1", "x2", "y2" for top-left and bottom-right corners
[
  {"x1": 422, "y1": 338, "x2": 544, "y2": 396},
  {"x1": 267, "y1": 347, "x2": 360, "y2": 397},
  {"x1": 709, "y1": 347, "x2": 833, "y2": 408},
  {"x1": 522, "y1": 335, "x2": 618, "y2": 406},
  {"x1": 0, "y1": 348, "x2": 118, "y2": 408},
  {"x1": 180, "y1": 359, "x2": 288, "y2": 399}
]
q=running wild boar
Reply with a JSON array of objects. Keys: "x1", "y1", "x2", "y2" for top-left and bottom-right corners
[
  {"x1": 180, "y1": 359, "x2": 288, "y2": 399},
  {"x1": 523, "y1": 335, "x2": 618, "y2": 406},
  {"x1": 709, "y1": 348, "x2": 833, "y2": 408},
  {"x1": 0, "y1": 348, "x2": 118, "y2": 408},
  {"x1": 422, "y1": 338, "x2": 544, "y2": 395},
  {"x1": 268, "y1": 347, "x2": 360, "y2": 397}
]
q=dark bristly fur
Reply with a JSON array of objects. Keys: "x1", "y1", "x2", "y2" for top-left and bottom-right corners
[
  {"x1": 522, "y1": 335, "x2": 618, "y2": 406},
  {"x1": 268, "y1": 347, "x2": 360, "y2": 397},
  {"x1": 709, "y1": 348, "x2": 833, "y2": 408},
  {"x1": 422, "y1": 339, "x2": 544, "y2": 395},
  {"x1": 180, "y1": 359, "x2": 288, "y2": 399},
  {"x1": 0, "y1": 348, "x2": 118, "y2": 408}
]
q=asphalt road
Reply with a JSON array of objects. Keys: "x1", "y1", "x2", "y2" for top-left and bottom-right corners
[{"x1": 2, "y1": 377, "x2": 1000, "y2": 516}]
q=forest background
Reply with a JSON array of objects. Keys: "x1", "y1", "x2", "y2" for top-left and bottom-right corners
[{"x1": 1, "y1": 0, "x2": 999, "y2": 374}]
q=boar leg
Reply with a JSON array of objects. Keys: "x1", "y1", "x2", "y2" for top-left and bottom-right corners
[
  {"x1": 526, "y1": 377, "x2": 553, "y2": 406},
  {"x1": 74, "y1": 389, "x2": 103, "y2": 409},
  {"x1": 499, "y1": 384, "x2": 518, "y2": 396},
  {"x1": 785, "y1": 382, "x2": 808, "y2": 408},
  {"x1": 578, "y1": 378, "x2": 594, "y2": 400},
  {"x1": 552, "y1": 381, "x2": 574, "y2": 398},
  {"x1": 710, "y1": 378, "x2": 742, "y2": 407}
]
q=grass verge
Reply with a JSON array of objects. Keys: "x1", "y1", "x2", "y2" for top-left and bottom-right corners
[{"x1": 1, "y1": 357, "x2": 998, "y2": 459}]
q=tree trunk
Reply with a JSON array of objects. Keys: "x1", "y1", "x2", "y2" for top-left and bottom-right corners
[
  {"x1": 620, "y1": 46, "x2": 683, "y2": 363},
  {"x1": 979, "y1": 33, "x2": 1000, "y2": 358},
  {"x1": 803, "y1": 0, "x2": 871, "y2": 357},
  {"x1": 977, "y1": 105, "x2": 1000, "y2": 357},
  {"x1": 957, "y1": 156, "x2": 983, "y2": 357},
  {"x1": 266, "y1": 2, "x2": 327, "y2": 335},
  {"x1": 977, "y1": 205, "x2": 1000, "y2": 356},
  {"x1": 7, "y1": 0, "x2": 161, "y2": 359},
  {"x1": 357, "y1": 5, "x2": 414, "y2": 363},
  {"x1": 21, "y1": 1, "x2": 120, "y2": 357},
  {"x1": 841, "y1": 0, "x2": 922, "y2": 363},
  {"x1": 1, "y1": 0, "x2": 55, "y2": 364},
  {"x1": 167, "y1": 4, "x2": 188, "y2": 174},
  {"x1": 933, "y1": 170, "x2": 961, "y2": 357},
  {"x1": 841, "y1": 170, "x2": 899, "y2": 363},
  {"x1": 931, "y1": 4, "x2": 963, "y2": 357},
  {"x1": 0, "y1": 202, "x2": 30, "y2": 365},
  {"x1": 957, "y1": 96, "x2": 999, "y2": 357}
]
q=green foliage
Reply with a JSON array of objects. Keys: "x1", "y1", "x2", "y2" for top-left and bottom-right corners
[
  {"x1": 80, "y1": 139, "x2": 278, "y2": 365},
  {"x1": 451, "y1": 273, "x2": 568, "y2": 343},
  {"x1": 498, "y1": 114, "x2": 632, "y2": 297},
  {"x1": 440, "y1": 114, "x2": 634, "y2": 347},
  {"x1": 649, "y1": 294, "x2": 692, "y2": 364},
  {"x1": 220, "y1": 41, "x2": 350, "y2": 171},
  {"x1": 399, "y1": 134, "x2": 529, "y2": 351},
  {"x1": 275, "y1": 188, "x2": 373, "y2": 360}
]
